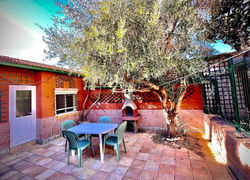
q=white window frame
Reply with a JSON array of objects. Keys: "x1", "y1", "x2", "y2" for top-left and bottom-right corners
[{"x1": 54, "y1": 88, "x2": 78, "y2": 116}]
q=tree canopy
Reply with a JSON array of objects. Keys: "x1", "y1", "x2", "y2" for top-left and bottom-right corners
[
  {"x1": 42, "y1": 0, "x2": 207, "y2": 90},
  {"x1": 205, "y1": 0, "x2": 250, "y2": 51},
  {"x1": 41, "y1": 0, "x2": 209, "y2": 137}
]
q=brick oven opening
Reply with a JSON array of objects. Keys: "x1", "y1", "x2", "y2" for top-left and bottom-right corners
[{"x1": 125, "y1": 107, "x2": 133, "y2": 116}]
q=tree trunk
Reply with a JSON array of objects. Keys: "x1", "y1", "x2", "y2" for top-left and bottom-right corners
[
  {"x1": 168, "y1": 113, "x2": 177, "y2": 137},
  {"x1": 80, "y1": 87, "x2": 102, "y2": 122}
]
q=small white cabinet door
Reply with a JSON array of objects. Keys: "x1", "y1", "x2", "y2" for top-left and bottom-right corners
[{"x1": 9, "y1": 85, "x2": 36, "y2": 147}]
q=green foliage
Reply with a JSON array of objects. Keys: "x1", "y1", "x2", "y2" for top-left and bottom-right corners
[
  {"x1": 205, "y1": 0, "x2": 249, "y2": 51},
  {"x1": 41, "y1": 0, "x2": 208, "y2": 101}
]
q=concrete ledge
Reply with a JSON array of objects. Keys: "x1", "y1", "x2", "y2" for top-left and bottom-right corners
[
  {"x1": 204, "y1": 114, "x2": 250, "y2": 180},
  {"x1": 36, "y1": 134, "x2": 62, "y2": 145}
]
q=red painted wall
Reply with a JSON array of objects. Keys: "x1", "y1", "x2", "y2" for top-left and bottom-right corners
[{"x1": 85, "y1": 85, "x2": 203, "y2": 110}]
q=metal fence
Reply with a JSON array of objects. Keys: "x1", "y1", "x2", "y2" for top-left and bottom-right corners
[{"x1": 202, "y1": 50, "x2": 250, "y2": 135}]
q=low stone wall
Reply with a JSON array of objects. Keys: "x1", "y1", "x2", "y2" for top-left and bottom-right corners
[
  {"x1": 87, "y1": 109, "x2": 204, "y2": 133},
  {"x1": 36, "y1": 111, "x2": 81, "y2": 144},
  {"x1": 204, "y1": 114, "x2": 250, "y2": 180},
  {"x1": 0, "y1": 122, "x2": 10, "y2": 155}
]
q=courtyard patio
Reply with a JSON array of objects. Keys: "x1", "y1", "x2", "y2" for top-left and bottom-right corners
[{"x1": 0, "y1": 132, "x2": 235, "y2": 180}]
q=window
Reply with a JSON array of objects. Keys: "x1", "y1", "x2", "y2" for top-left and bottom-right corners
[
  {"x1": 16, "y1": 90, "x2": 32, "y2": 117},
  {"x1": 55, "y1": 89, "x2": 78, "y2": 115}
]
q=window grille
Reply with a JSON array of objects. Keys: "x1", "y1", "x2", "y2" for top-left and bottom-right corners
[
  {"x1": 0, "y1": 89, "x2": 7, "y2": 122},
  {"x1": 91, "y1": 92, "x2": 122, "y2": 103},
  {"x1": 0, "y1": 70, "x2": 35, "y2": 85},
  {"x1": 56, "y1": 74, "x2": 76, "y2": 88}
]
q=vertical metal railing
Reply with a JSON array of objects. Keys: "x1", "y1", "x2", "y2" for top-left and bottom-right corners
[
  {"x1": 228, "y1": 58, "x2": 240, "y2": 132},
  {"x1": 202, "y1": 51, "x2": 250, "y2": 134}
]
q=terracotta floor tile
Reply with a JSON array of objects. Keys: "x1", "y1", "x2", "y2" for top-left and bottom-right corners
[
  {"x1": 174, "y1": 166, "x2": 192, "y2": 179},
  {"x1": 90, "y1": 170, "x2": 109, "y2": 180},
  {"x1": 174, "y1": 175, "x2": 192, "y2": 180},
  {"x1": 35, "y1": 169, "x2": 56, "y2": 180},
  {"x1": 4, "y1": 172, "x2": 26, "y2": 180},
  {"x1": 144, "y1": 160, "x2": 159, "y2": 171},
  {"x1": 100, "y1": 159, "x2": 118, "y2": 172},
  {"x1": 0, "y1": 170, "x2": 18, "y2": 180},
  {"x1": 112, "y1": 165, "x2": 129, "y2": 176},
  {"x1": 0, "y1": 165, "x2": 11, "y2": 176},
  {"x1": 10, "y1": 160, "x2": 33, "y2": 172},
  {"x1": 119, "y1": 157, "x2": 134, "y2": 166},
  {"x1": 0, "y1": 155, "x2": 18, "y2": 163},
  {"x1": 35, "y1": 157, "x2": 53, "y2": 166},
  {"x1": 0, "y1": 133, "x2": 234, "y2": 180},
  {"x1": 192, "y1": 169, "x2": 212, "y2": 180},
  {"x1": 175, "y1": 158, "x2": 191, "y2": 168},
  {"x1": 26, "y1": 154, "x2": 42, "y2": 164},
  {"x1": 156, "y1": 172, "x2": 174, "y2": 180},
  {"x1": 122, "y1": 177, "x2": 137, "y2": 180},
  {"x1": 175, "y1": 151, "x2": 189, "y2": 159},
  {"x1": 19, "y1": 175, "x2": 36, "y2": 180},
  {"x1": 16, "y1": 152, "x2": 33, "y2": 160},
  {"x1": 139, "y1": 147, "x2": 151, "y2": 154},
  {"x1": 135, "y1": 153, "x2": 149, "y2": 161},
  {"x1": 160, "y1": 156, "x2": 175, "y2": 165},
  {"x1": 139, "y1": 169, "x2": 157, "y2": 180},
  {"x1": 46, "y1": 171, "x2": 75, "y2": 180},
  {"x1": 59, "y1": 163, "x2": 78, "y2": 174},
  {"x1": 148, "y1": 154, "x2": 161, "y2": 162},
  {"x1": 124, "y1": 167, "x2": 142, "y2": 179},
  {"x1": 191, "y1": 159, "x2": 208, "y2": 170},
  {"x1": 69, "y1": 166, "x2": 85, "y2": 176},
  {"x1": 21, "y1": 164, "x2": 47, "y2": 177},
  {"x1": 77, "y1": 168, "x2": 98, "y2": 179},
  {"x1": 89, "y1": 159, "x2": 105, "y2": 170},
  {"x1": 50, "y1": 151, "x2": 68, "y2": 161},
  {"x1": 150, "y1": 148, "x2": 162, "y2": 155},
  {"x1": 43, "y1": 150, "x2": 57, "y2": 157},
  {"x1": 106, "y1": 172, "x2": 123, "y2": 180},
  {"x1": 50, "y1": 161, "x2": 68, "y2": 171},
  {"x1": 131, "y1": 159, "x2": 146, "y2": 169},
  {"x1": 158, "y1": 163, "x2": 174, "y2": 175}
]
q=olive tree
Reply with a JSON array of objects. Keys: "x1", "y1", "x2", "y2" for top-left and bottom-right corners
[{"x1": 41, "y1": 0, "x2": 208, "y2": 137}]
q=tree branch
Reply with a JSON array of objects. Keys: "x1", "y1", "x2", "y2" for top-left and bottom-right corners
[
  {"x1": 124, "y1": 71, "x2": 160, "y2": 91},
  {"x1": 83, "y1": 86, "x2": 102, "y2": 121},
  {"x1": 165, "y1": 19, "x2": 178, "y2": 52}
]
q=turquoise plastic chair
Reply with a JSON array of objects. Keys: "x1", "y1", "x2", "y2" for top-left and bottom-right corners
[
  {"x1": 97, "y1": 116, "x2": 111, "y2": 123},
  {"x1": 92, "y1": 116, "x2": 112, "y2": 138},
  {"x1": 104, "y1": 121, "x2": 127, "y2": 161},
  {"x1": 62, "y1": 130, "x2": 95, "y2": 167},
  {"x1": 61, "y1": 120, "x2": 76, "y2": 152}
]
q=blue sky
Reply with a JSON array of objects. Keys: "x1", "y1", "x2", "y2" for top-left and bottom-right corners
[{"x1": 0, "y1": 0, "x2": 235, "y2": 65}]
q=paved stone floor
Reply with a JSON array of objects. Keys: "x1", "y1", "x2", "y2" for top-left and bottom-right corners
[{"x1": 0, "y1": 132, "x2": 236, "y2": 180}]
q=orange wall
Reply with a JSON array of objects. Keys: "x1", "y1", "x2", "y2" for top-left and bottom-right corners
[
  {"x1": 36, "y1": 72, "x2": 85, "y2": 118},
  {"x1": 36, "y1": 72, "x2": 56, "y2": 118},
  {"x1": 76, "y1": 77, "x2": 85, "y2": 111}
]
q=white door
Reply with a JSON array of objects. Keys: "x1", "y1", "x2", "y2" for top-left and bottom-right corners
[{"x1": 9, "y1": 85, "x2": 36, "y2": 147}]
